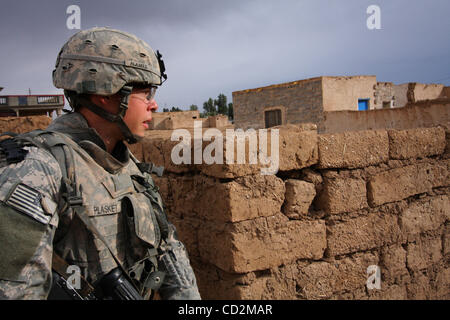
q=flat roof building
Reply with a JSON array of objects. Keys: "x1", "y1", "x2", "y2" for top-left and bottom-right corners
[
  {"x1": 0, "y1": 93, "x2": 64, "y2": 117},
  {"x1": 232, "y1": 75, "x2": 448, "y2": 131}
]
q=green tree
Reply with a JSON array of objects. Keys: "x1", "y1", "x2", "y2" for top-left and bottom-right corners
[
  {"x1": 215, "y1": 93, "x2": 228, "y2": 116},
  {"x1": 203, "y1": 98, "x2": 216, "y2": 115},
  {"x1": 189, "y1": 104, "x2": 198, "y2": 111},
  {"x1": 170, "y1": 106, "x2": 182, "y2": 112},
  {"x1": 227, "y1": 103, "x2": 233, "y2": 120},
  {"x1": 163, "y1": 107, "x2": 169, "y2": 112}
]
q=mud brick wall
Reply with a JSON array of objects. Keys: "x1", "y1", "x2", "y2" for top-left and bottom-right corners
[
  {"x1": 321, "y1": 100, "x2": 450, "y2": 134},
  {"x1": 136, "y1": 124, "x2": 449, "y2": 300},
  {"x1": 0, "y1": 116, "x2": 52, "y2": 135},
  {"x1": 1, "y1": 116, "x2": 447, "y2": 299}
]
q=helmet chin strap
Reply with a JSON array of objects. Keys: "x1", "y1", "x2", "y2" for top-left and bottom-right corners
[{"x1": 77, "y1": 85, "x2": 143, "y2": 145}]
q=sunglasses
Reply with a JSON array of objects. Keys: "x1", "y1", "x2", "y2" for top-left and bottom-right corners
[{"x1": 130, "y1": 86, "x2": 158, "y2": 103}]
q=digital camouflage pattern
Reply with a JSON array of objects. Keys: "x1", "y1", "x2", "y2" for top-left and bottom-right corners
[
  {"x1": 0, "y1": 113, "x2": 200, "y2": 299},
  {"x1": 53, "y1": 27, "x2": 162, "y2": 95},
  {"x1": 0, "y1": 146, "x2": 61, "y2": 299}
]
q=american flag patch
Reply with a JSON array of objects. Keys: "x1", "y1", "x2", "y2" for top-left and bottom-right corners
[{"x1": 6, "y1": 183, "x2": 51, "y2": 224}]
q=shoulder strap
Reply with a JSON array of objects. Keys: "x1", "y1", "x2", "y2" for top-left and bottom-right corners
[
  {"x1": 128, "y1": 151, "x2": 165, "y2": 177},
  {"x1": 51, "y1": 252, "x2": 97, "y2": 299}
]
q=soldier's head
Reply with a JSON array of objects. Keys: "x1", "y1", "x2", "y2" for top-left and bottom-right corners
[{"x1": 52, "y1": 27, "x2": 167, "y2": 144}]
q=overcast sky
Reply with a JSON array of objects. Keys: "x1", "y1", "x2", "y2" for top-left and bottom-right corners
[{"x1": 0, "y1": 0, "x2": 449, "y2": 112}]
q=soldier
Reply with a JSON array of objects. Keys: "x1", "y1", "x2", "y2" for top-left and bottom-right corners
[{"x1": 0, "y1": 27, "x2": 201, "y2": 300}]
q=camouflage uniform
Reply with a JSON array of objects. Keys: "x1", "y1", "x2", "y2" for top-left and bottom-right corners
[
  {"x1": 0, "y1": 112, "x2": 201, "y2": 299},
  {"x1": 0, "y1": 27, "x2": 200, "y2": 300}
]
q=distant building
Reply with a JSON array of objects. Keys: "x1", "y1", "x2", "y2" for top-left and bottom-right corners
[
  {"x1": 150, "y1": 110, "x2": 232, "y2": 130},
  {"x1": 0, "y1": 93, "x2": 64, "y2": 117},
  {"x1": 232, "y1": 75, "x2": 448, "y2": 130}
]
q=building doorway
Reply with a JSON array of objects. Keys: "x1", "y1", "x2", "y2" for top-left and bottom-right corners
[{"x1": 358, "y1": 99, "x2": 369, "y2": 111}]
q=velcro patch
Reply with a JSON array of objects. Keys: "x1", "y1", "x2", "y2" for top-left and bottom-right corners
[{"x1": 6, "y1": 183, "x2": 51, "y2": 224}]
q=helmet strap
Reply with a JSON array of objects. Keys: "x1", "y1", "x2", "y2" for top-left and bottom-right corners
[
  {"x1": 77, "y1": 85, "x2": 143, "y2": 145},
  {"x1": 116, "y1": 85, "x2": 143, "y2": 144}
]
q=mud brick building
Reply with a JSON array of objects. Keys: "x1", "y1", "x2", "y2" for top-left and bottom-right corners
[
  {"x1": 150, "y1": 110, "x2": 232, "y2": 130},
  {"x1": 232, "y1": 75, "x2": 448, "y2": 132}
]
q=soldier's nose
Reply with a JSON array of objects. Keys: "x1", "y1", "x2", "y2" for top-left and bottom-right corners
[{"x1": 148, "y1": 99, "x2": 158, "y2": 112}]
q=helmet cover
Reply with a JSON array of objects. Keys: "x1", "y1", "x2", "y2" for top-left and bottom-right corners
[{"x1": 53, "y1": 27, "x2": 162, "y2": 95}]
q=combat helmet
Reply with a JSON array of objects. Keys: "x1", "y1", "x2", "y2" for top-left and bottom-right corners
[{"x1": 52, "y1": 27, "x2": 167, "y2": 144}]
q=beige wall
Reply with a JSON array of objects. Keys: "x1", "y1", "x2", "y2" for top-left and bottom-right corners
[
  {"x1": 149, "y1": 113, "x2": 168, "y2": 130},
  {"x1": 208, "y1": 114, "x2": 230, "y2": 128},
  {"x1": 412, "y1": 83, "x2": 444, "y2": 102},
  {"x1": 392, "y1": 83, "x2": 409, "y2": 108},
  {"x1": 150, "y1": 110, "x2": 200, "y2": 130},
  {"x1": 321, "y1": 99, "x2": 450, "y2": 133},
  {"x1": 150, "y1": 111, "x2": 231, "y2": 130},
  {"x1": 322, "y1": 76, "x2": 377, "y2": 111},
  {"x1": 165, "y1": 117, "x2": 209, "y2": 130}
]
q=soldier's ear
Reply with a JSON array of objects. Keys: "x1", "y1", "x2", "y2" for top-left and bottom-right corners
[{"x1": 90, "y1": 94, "x2": 109, "y2": 107}]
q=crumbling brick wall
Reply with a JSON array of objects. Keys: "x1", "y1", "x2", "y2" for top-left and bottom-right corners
[
  {"x1": 0, "y1": 116, "x2": 51, "y2": 135},
  {"x1": 2, "y1": 115, "x2": 447, "y2": 299},
  {"x1": 138, "y1": 124, "x2": 449, "y2": 300},
  {"x1": 373, "y1": 82, "x2": 394, "y2": 109}
]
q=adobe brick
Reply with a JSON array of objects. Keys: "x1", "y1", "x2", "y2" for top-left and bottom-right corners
[
  {"x1": 388, "y1": 127, "x2": 446, "y2": 159},
  {"x1": 406, "y1": 237, "x2": 442, "y2": 271},
  {"x1": 283, "y1": 179, "x2": 316, "y2": 218},
  {"x1": 327, "y1": 213, "x2": 403, "y2": 257},
  {"x1": 296, "y1": 253, "x2": 378, "y2": 299},
  {"x1": 400, "y1": 195, "x2": 449, "y2": 240},
  {"x1": 380, "y1": 245, "x2": 409, "y2": 284},
  {"x1": 315, "y1": 176, "x2": 367, "y2": 214},
  {"x1": 198, "y1": 215, "x2": 326, "y2": 273},
  {"x1": 367, "y1": 160, "x2": 449, "y2": 206},
  {"x1": 318, "y1": 130, "x2": 389, "y2": 169}
]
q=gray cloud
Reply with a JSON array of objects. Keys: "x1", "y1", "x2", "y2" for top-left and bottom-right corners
[{"x1": 1, "y1": 0, "x2": 449, "y2": 111}]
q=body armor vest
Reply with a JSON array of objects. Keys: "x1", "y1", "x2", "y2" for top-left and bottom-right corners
[{"x1": 18, "y1": 129, "x2": 167, "y2": 297}]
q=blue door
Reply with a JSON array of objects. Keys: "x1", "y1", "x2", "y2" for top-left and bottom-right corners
[{"x1": 358, "y1": 99, "x2": 369, "y2": 111}]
